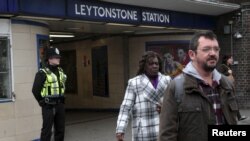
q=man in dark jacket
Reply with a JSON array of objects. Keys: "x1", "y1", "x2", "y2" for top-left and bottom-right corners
[
  {"x1": 159, "y1": 31, "x2": 238, "y2": 141},
  {"x1": 32, "y1": 47, "x2": 67, "y2": 141}
]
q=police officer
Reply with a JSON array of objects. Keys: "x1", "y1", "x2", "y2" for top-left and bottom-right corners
[{"x1": 32, "y1": 47, "x2": 67, "y2": 141}]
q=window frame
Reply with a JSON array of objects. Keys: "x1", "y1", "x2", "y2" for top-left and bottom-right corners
[{"x1": 0, "y1": 36, "x2": 13, "y2": 103}]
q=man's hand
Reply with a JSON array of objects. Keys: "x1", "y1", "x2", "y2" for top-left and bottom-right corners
[
  {"x1": 116, "y1": 133, "x2": 124, "y2": 141},
  {"x1": 156, "y1": 104, "x2": 161, "y2": 114},
  {"x1": 38, "y1": 99, "x2": 46, "y2": 107}
]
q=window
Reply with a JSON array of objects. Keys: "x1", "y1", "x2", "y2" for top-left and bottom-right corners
[
  {"x1": 0, "y1": 37, "x2": 12, "y2": 101},
  {"x1": 36, "y1": 34, "x2": 49, "y2": 69}
]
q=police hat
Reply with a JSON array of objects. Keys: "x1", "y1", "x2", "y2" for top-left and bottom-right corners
[{"x1": 46, "y1": 47, "x2": 61, "y2": 59}]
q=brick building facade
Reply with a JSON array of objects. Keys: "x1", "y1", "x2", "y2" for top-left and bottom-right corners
[{"x1": 217, "y1": 0, "x2": 250, "y2": 108}]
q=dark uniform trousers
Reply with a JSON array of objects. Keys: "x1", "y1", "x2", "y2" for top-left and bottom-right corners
[{"x1": 41, "y1": 103, "x2": 65, "y2": 141}]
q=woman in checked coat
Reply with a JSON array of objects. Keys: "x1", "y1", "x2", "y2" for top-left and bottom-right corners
[{"x1": 116, "y1": 51, "x2": 171, "y2": 141}]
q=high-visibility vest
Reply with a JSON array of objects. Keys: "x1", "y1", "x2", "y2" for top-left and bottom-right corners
[{"x1": 40, "y1": 67, "x2": 67, "y2": 97}]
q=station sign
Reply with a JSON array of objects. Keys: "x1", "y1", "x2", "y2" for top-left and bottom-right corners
[
  {"x1": 69, "y1": 0, "x2": 140, "y2": 24},
  {"x1": 0, "y1": 0, "x2": 215, "y2": 29}
]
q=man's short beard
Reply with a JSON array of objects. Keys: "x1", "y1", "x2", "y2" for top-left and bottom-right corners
[{"x1": 203, "y1": 64, "x2": 216, "y2": 72}]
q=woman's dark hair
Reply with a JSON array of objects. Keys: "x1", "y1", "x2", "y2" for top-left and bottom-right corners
[
  {"x1": 222, "y1": 54, "x2": 232, "y2": 65},
  {"x1": 136, "y1": 51, "x2": 163, "y2": 75},
  {"x1": 189, "y1": 31, "x2": 218, "y2": 51}
]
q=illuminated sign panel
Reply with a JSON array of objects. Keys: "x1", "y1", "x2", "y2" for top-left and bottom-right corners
[{"x1": 0, "y1": 0, "x2": 215, "y2": 29}]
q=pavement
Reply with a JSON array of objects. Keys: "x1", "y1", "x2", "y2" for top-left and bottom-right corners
[
  {"x1": 64, "y1": 110, "x2": 131, "y2": 141},
  {"x1": 237, "y1": 109, "x2": 250, "y2": 125},
  {"x1": 64, "y1": 109, "x2": 250, "y2": 141}
]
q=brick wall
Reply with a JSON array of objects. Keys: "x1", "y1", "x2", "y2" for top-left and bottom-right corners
[{"x1": 216, "y1": 2, "x2": 250, "y2": 108}]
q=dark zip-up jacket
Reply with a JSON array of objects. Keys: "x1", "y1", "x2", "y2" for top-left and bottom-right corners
[{"x1": 159, "y1": 71, "x2": 238, "y2": 141}]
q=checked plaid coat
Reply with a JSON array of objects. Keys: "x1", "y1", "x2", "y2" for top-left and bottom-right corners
[{"x1": 116, "y1": 73, "x2": 171, "y2": 141}]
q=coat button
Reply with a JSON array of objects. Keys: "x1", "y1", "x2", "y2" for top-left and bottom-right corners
[{"x1": 196, "y1": 107, "x2": 200, "y2": 111}]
